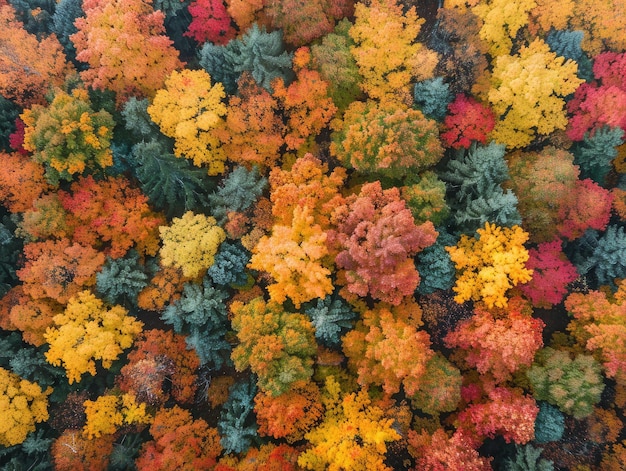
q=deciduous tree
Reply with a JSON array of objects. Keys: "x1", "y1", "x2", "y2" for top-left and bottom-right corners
[
  {"x1": 0, "y1": 3, "x2": 74, "y2": 107},
  {"x1": 527, "y1": 347, "x2": 605, "y2": 418},
  {"x1": 17, "y1": 238, "x2": 105, "y2": 304},
  {"x1": 342, "y1": 303, "x2": 433, "y2": 396},
  {"x1": 472, "y1": 0, "x2": 537, "y2": 57},
  {"x1": 59, "y1": 175, "x2": 165, "y2": 258},
  {"x1": 349, "y1": 0, "x2": 438, "y2": 104},
  {"x1": 330, "y1": 99, "x2": 444, "y2": 179},
  {"x1": 272, "y1": 47, "x2": 337, "y2": 153},
  {"x1": 82, "y1": 392, "x2": 152, "y2": 439},
  {"x1": 44, "y1": 290, "x2": 143, "y2": 384},
  {"x1": 330, "y1": 181, "x2": 438, "y2": 305},
  {"x1": 0, "y1": 151, "x2": 51, "y2": 213},
  {"x1": 119, "y1": 329, "x2": 200, "y2": 405},
  {"x1": 445, "y1": 222, "x2": 533, "y2": 309},
  {"x1": 298, "y1": 376, "x2": 400, "y2": 471},
  {"x1": 519, "y1": 240, "x2": 578, "y2": 308},
  {"x1": 254, "y1": 381, "x2": 323, "y2": 443},
  {"x1": 444, "y1": 298, "x2": 544, "y2": 383},
  {"x1": 230, "y1": 296, "x2": 317, "y2": 396},
  {"x1": 441, "y1": 94, "x2": 495, "y2": 149},
  {"x1": 216, "y1": 72, "x2": 285, "y2": 170},
  {"x1": 158, "y1": 211, "x2": 226, "y2": 279},
  {"x1": 0, "y1": 366, "x2": 51, "y2": 446},
  {"x1": 21, "y1": 88, "x2": 115, "y2": 185},
  {"x1": 265, "y1": 0, "x2": 353, "y2": 47},
  {"x1": 485, "y1": 38, "x2": 583, "y2": 149},
  {"x1": 147, "y1": 68, "x2": 227, "y2": 175},
  {"x1": 184, "y1": 0, "x2": 236, "y2": 45},
  {"x1": 70, "y1": 0, "x2": 183, "y2": 104},
  {"x1": 248, "y1": 205, "x2": 334, "y2": 308},
  {"x1": 565, "y1": 289, "x2": 626, "y2": 386},
  {"x1": 136, "y1": 405, "x2": 222, "y2": 471}
]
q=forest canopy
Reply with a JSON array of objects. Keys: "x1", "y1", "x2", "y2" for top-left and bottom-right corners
[{"x1": 1, "y1": 0, "x2": 626, "y2": 469}]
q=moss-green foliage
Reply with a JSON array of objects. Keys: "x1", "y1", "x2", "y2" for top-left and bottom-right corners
[
  {"x1": 131, "y1": 139, "x2": 214, "y2": 217},
  {"x1": 310, "y1": 18, "x2": 362, "y2": 111},
  {"x1": 403, "y1": 171, "x2": 450, "y2": 227},
  {"x1": 409, "y1": 352, "x2": 462, "y2": 415},
  {"x1": 527, "y1": 347, "x2": 605, "y2": 419}
]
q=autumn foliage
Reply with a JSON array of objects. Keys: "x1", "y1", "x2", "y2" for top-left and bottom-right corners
[
  {"x1": 1, "y1": 0, "x2": 625, "y2": 468},
  {"x1": 71, "y1": 0, "x2": 183, "y2": 103},
  {"x1": 330, "y1": 181, "x2": 438, "y2": 305},
  {"x1": 446, "y1": 223, "x2": 533, "y2": 309}
]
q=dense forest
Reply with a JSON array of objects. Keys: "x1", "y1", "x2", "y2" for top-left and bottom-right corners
[{"x1": 1, "y1": 0, "x2": 626, "y2": 469}]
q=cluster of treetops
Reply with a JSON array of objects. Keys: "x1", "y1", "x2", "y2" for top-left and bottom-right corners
[{"x1": 2, "y1": 0, "x2": 626, "y2": 469}]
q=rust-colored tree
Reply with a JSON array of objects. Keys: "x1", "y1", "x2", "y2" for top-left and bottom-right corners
[
  {"x1": 254, "y1": 381, "x2": 323, "y2": 443},
  {"x1": 0, "y1": 151, "x2": 51, "y2": 213},
  {"x1": 216, "y1": 72, "x2": 285, "y2": 170},
  {"x1": 17, "y1": 238, "x2": 105, "y2": 304},
  {"x1": 119, "y1": 329, "x2": 200, "y2": 406},
  {"x1": 268, "y1": 153, "x2": 346, "y2": 230},
  {"x1": 342, "y1": 302, "x2": 434, "y2": 396},
  {"x1": 445, "y1": 297, "x2": 544, "y2": 383},
  {"x1": 272, "y1": 47, "x2": 337, "y2": 154},
  {"x1": 265, "y1": 0, "x2": 354, "y2": 47},
  {"x1": 59, "y1": 175, "x2": 166, "y2": 258},
  {"x1": 136, "y1": 405, "x2": 222, "y2": 471},
  {"x1": 0, "y1": 4, "x2": 74, "y2": 107}
]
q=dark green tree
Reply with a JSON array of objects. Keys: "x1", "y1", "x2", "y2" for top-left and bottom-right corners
[
  {"x1": 442, "y1": 142, "x2": 521, "y2": 234},
  {"x1": 131, "y1": 140, "x2": 214, "y2": 217},
  {"x1": 161, "y1": 277, "x2": 231, "y2": 369},
  {"x1": 208, "y1": 165, "x2": 267, "y2": 224},
  {"x1": 302, "y1": 293, "x2": 356, "y2": 347},
  {"x1": 224, "y1": 23, "x2": 293, "y2": 93},
  {"x1": 218, "y1": 376, "x2": 259, "y2": 454},
  {"x1": 96, "y1": 250, "x2": 148, "y2": 307},
  {"x1": 413, "y1": 77, "x2": 453, "y2": 121}
]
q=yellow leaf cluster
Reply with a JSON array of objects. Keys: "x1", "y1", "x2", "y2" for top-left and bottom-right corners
[
  {"x1": 44, "y1": 291, "x2": 144, "y2": 384},
  {"x1": 349, "y1": 0, "x2": 437, "y2": 104},
  {"x1": 148, "y1": 69, "x2": 227, "y2": 175},
  {"x1": 0, "y1": 367, "x2": 51, "y2": 447},
  {"x1": 83, "y1": 392, "x2": 152, "y2": 439},
  {"x1": 298, "y1": 376, "x2": 400, "y2": 471},
  {"x1": 159, "y1": 211, "x2": 226, "y2": 279},
  {"x1": 486, "y1": 38, "x2": 583, "y2": 149},
  {"x1": 473, "y1": 0, "x2": 537, "y2": 57},
  {"x1": 446, "y1": 222, "x2": 533, "y2": 309},
  {"x1": 248, "y1": 206, "x2": 334, "y2": 308}
]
